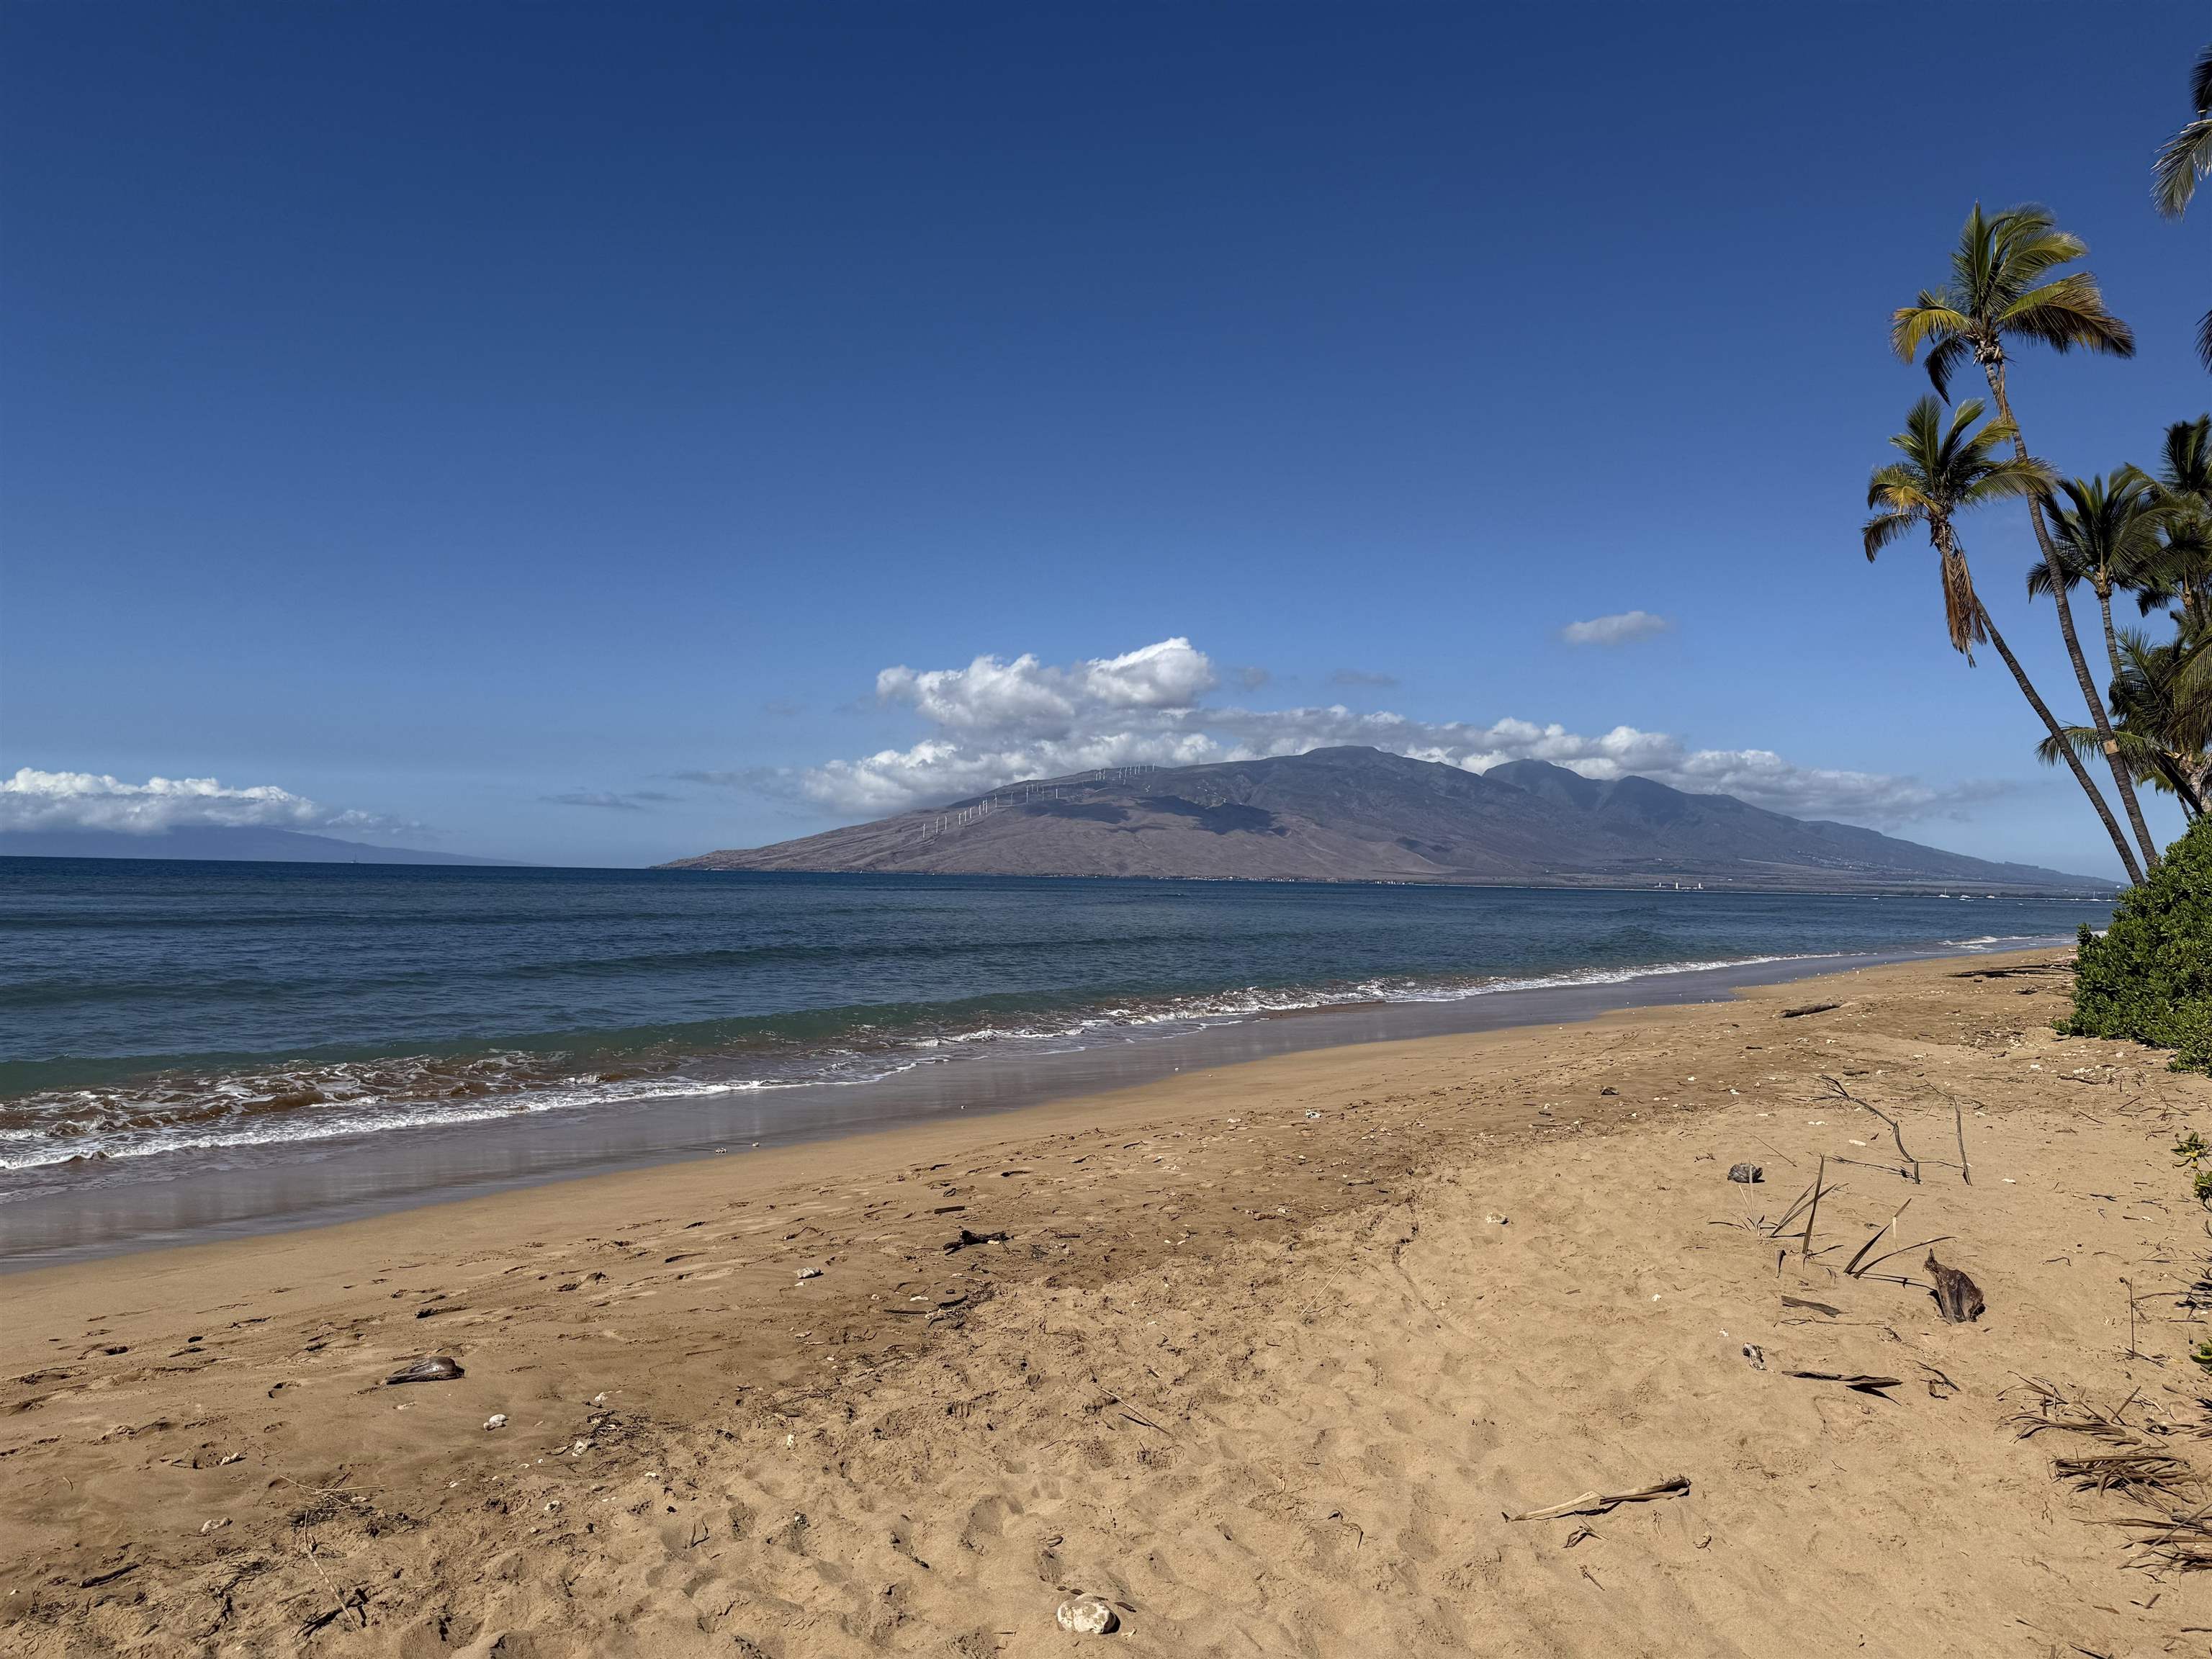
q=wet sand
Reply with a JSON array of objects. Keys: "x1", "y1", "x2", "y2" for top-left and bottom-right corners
[
  {"x1": 6, "y1": 948, "x2": 1986, "y2": 1268},
  {"x1": 4, "y1": 949, "x2": 2208, "y2": 1656}
]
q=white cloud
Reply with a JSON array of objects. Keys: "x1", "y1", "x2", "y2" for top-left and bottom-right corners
[
  {"x1": 875, "y1": 638, "x2": 1216, "y2": 737},
  {"x1": 0, "y1": 768, "x2": 402, "y2": 836},
  {"x1": 1560, "y1": 610, "x2": 1673, "y2": 647},
  {"x1": 739, "y1": 637, "x2": 1990, "y2": 830}
]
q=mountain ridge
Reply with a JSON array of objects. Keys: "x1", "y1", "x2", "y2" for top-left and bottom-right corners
[
  {"x1": 661, "y1": 746, "x2": 2110, "y2": 894},
  {"x1": 0, "y1": 827, "x2": 518, "y2": 866}
]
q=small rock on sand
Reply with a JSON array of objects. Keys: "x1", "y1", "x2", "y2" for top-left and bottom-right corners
[
  {"x1": 384, "y1": 1357, "x2": 464, "y2": 1385},
  {"x1": 1485, "y1": 1213, "x2": 1509, "y2": 1226},
  {"x1": 1056, "y1": 1597, "x2": 1120, "y2": 1635},
  {"x1": 796, "y1": 1267, "x2": 822, "y2": 1281},
  {"x1": 1727, "y1": 1163, "x2": 1763, "y2": 1184},
  {"x1": 484, "y1": 1413, "x2": 508, "y2": 1431}
]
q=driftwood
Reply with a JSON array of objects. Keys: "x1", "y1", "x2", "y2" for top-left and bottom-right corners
[
  {"x1": 1925, "y1": 1252, "x2": 1985, "y2": 1323},
  {"x1": 1779, "y1": 1295, "x2": 1843, "y2": 1316},
  {"x1": 1504, "y1": 1475, "x2": 1690, "y2": 1521},
  {"x1": 1781, "y1": 1002, "x2": 1841, "y2": 1019}
]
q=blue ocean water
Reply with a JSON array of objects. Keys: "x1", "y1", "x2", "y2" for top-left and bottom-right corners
[{"x1": 0, "y1": 860, "x2": 2104, "y2": 1183}]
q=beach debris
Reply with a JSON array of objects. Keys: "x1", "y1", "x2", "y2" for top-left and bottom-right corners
[
  {"x1": 483, "y1": 1413, "x2": 508, "y2": 1431},
  {"x1": 1485, "y1": 1213, "x2": 1509, "y2": 1226},
  {"x1": 1779, "y1": 1295, "x2": 1842, "y2": 1317},
  {"x1": 1925, "y1": 1252, "x2": 1985, "y2": 1323},
  {"x1": 1785, "y1": 1370, "x2": 1902, "y2": 1395},
  {"x1": 795, "y1": 1267, "x2": 822, "y2": 1281},
  {"x1": 1599, "y1": 1086, "x2": 1618, "y2": 1096},
  {"x1": 1727, "y1": 1163, "x2": 1763, "y2": 1184},
  {"x1": 1504, "y1": 1475, "x2": 1690, "y2": 1521},
  {"x1": 1305, "y1": 1109, "x2": 1322, "y2": 1119},
  {"x1": 200, "y1": 1517, "x2": 229, "y2": 1533},
  {"x1": 384, "y1": 1357, "x2": 464, "y2": 1385},
  {"x1": 1781, "y1": 1002, "x2": 1840, "y2": 1019},
  {"x1": 943, "y1": 1227, "x2": 1010, "y2": 1254},
  {"x1": 1055, "y1": 1596, "x2": 1120, "y2": 1635},
  {"x1": 1741, "y1": 1343, "x2": 1766, "y2": 1370}
]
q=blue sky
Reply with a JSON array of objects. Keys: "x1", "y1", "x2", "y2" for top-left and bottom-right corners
[{"x1": 4, "y1": 2, "x2": 2207, "y2": 873}]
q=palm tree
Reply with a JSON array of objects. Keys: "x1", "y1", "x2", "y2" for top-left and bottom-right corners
[
  {"x1": 1863, "y1": 397, "x2": 2145, "y2": 883},
  {"x1": 2027, "y1": 467, "x2": 2168, "y2": 680},
  {"x1": 2037, "y1": 629, "x2": 2212, "y2": 819},
  {"x1": 1891, "y1": 204, "x2": 2157, "y2": 868},
  {"x1": 2139, "y1": 416, "x2": 2212, "y2": 627},
  {"x1": 2153, "y1": 45, "x2": 2212, "y2": 369}
]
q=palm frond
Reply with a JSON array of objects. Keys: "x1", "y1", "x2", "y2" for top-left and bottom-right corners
[
  {"x1": 2154, "y1": 114, "x2": 2212, "y2": 218},
  {"x1": 1999, "y1": 274, "x2": 2136, "y2": 358},
  {"x1": 1940, "y1": 547, "x2": 1986, "y2": 658},
  {"x1": 1892, "y1": 295, "x2": 1969, "y2": 368},
  {"x1": 1863, "y1": 510, "x2": 1917, "y2": 560},
  {"x1": 2034, "y1": 724, "x2": 2104, "y2": 768}
]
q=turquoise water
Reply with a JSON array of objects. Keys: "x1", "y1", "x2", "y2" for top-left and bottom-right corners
[{"x1": 0, "y1": 859, "x2": 2103, "y2": 1188}]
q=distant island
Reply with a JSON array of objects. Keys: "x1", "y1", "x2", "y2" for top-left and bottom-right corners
[
  {"x1": 0, "y1": 827, "x2": 517, "y2": 866},
  {"x1": 661, "y1": 746, "x2": 2113, "y2": 896}
]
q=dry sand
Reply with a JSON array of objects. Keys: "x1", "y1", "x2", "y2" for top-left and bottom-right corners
[{"x1": 5, "y1": 950, "x2": 2211, "y2": 1657}]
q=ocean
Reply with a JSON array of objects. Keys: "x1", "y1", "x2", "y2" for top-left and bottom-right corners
[{"x1": 0, "y1": 859, "x2": 2105, "y2": 1261}]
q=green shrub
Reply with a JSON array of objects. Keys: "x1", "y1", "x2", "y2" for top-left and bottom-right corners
[{"x1": 2064, "y1": 817, "x2": 2212, "y2": 1072}]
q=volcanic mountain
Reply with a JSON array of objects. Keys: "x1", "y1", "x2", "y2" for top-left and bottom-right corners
[{"x1": 660, "y1": 747, "x2": 2109, "y2": 894}]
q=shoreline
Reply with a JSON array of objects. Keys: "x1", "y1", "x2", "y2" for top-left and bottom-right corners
[
  {"x1": 0, "y1": 940, "x2": 2052, "y2": 1270},
  {"x1": 8, "y1": 944, "x2": 2206, "y2": 1657}
]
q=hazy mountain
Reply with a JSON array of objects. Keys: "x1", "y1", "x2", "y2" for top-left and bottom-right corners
[
  {"x1": 0, "y1": 827, "x2": 517, "y2": 866},
  {"x1": 662, "y1": 746, "x2": 2110, "y2": 894}
]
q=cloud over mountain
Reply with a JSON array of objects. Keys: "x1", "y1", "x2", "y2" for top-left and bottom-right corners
[
  {"x1": 724, "y1": 638, "x2": 1997, "y2": 830},
  {"x1": 0, "y1": 768, "x2": 406, "y2": 836}
]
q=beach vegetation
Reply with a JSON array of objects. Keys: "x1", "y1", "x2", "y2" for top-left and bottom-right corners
[{"x1": 2064, "y1": 815, "x2": 2212, "y2": 1069}]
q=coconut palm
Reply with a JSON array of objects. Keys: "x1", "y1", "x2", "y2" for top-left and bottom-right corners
[
  {"x1": 1863, "y1": 397, "x2": 2144, "y2": 882},
  {"x1": 1891, "y1": 203, "x2": 2157, "y2": 868},
  {"x1": 2139, "y1": 416, "x2": 2212, "y2": 627},
  {"x1": 2153, "y1": 45, "x2": 2212, "y2": 369},
  {"x1": 2037, "y1": 629, "x2": 2212, "y2": 819},
  {"x1": 2027, "y1": 467, "x2": 2168, "y2": 680}
]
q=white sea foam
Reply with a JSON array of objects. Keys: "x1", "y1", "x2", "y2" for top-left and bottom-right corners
[{"x1": 0, "y1": 943, "x2": 2069, "y2": 1179}]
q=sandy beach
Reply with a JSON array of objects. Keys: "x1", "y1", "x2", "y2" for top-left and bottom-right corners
[{"x1": 6, "y1": 948, "x2": 2208, "y2": 1656}]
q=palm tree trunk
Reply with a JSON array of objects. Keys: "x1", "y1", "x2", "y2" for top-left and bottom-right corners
[
  {"x1": 1976, "y1": 598, "x2": 2145, "y2": 885},
  {"x1": 2095, "y1": 580, "x2": 2125, "y2": 682},
  {"x1": 1982, "y1": 355, "x2": 2162, "y2": 870}
]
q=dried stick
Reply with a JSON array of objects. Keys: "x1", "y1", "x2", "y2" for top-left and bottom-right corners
[
  {"x1": 1819, "y1": 1075, "x2": 1920, "y2": 1184},
  {"x1": 1952, "y1": 1099, "x2": 1972, "y2": 1186},
  {"x1": 1851, "y1": 1235, "x2": 1954, "y2": 1279},
  {"x1": 1802, "y1": 1155, "x2": 1827, "y2": 1263},
  {"x1": 1503, "y1": 1475, "x2": 1691, "y2": 1521},
  {"x1": 1845, "y1": 1197, "x2": 1913, "y2": 1277}
]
